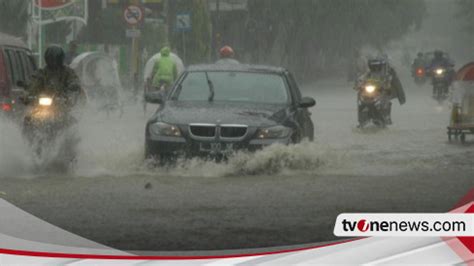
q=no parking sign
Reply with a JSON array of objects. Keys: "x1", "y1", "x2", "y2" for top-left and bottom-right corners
[{"x1": 123, "y1": 5, "x2": 143, "y2": 26}]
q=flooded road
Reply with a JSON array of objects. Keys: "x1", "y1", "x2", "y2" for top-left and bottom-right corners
[{"x1": 0, "y1": 77, "x2": 472, "y2": 251}]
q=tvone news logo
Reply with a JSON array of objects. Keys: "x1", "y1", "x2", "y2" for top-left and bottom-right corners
[
  {"x1": 343, "y1": 219, "x2": 370, "y2": 232},
  {"x1": 335, "y1": 214, "x2": 473, "y2": 237}
]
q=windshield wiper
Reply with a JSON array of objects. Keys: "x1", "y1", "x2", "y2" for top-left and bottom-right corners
[{"x1": 205, "y1": 71, "x2": 215, "y2": 102}]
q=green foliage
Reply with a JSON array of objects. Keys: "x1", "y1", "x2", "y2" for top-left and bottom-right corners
[
  {"x1": 45, "y1": 22, "x2": 72, "y2": 45},
  {"x1": 170, "y1": 0, "x2": 211, "y2": 64},
  {"x1": 246, "y1": 0, "x2": 426, "y2": 79},
  {"x1": 142, "y1": 20, "x2": 168, "y2": 55}
]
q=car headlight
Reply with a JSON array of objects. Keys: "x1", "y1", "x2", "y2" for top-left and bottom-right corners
[
  {"x1": 38, "y1": 97, "x2": 53, "y2": 106},
  {"x1": 435, "y1": 68, "x2": 444, "y2": 75},
  {"x1": 256, "y1": 125, "x2": 291, "y2": 139},
  {"x1": 364, "y1": 85, "x2": 376, "y2": 93},
  {"x1": 149, "y1": 122, "x2": 182, "y2": 137}
]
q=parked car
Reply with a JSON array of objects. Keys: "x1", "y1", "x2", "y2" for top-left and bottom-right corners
[
  {"x1": 144, "y1": 64, "x2": 316, "y2": 160},
  {"x1": 0, "y1": 32, "x2": 37, "y2": 118}
]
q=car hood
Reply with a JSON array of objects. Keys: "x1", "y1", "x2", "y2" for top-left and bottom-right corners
[{"x1": 153, "y1": 101, "x2": 289, "y2": 127}]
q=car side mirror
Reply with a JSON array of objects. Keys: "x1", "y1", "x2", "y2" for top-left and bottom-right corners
[
  {"x1": 145, "y1": 92, "x2": 164, "y2": 104},
  {"x1": 299, "y1": 97, "x2": 316, "y2": 108},
  {"x1": 16, "y1": 80, "x2": 26, "y2": 88}
]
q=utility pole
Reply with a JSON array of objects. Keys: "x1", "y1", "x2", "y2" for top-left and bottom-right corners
[{"x1": 214, "y1": 0, "x2": 221, "y2": 60}]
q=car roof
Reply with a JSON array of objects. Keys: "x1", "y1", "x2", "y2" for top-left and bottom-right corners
[
  {"x1": 186, "y1": 64, "x2": 287, "y2": 74},
  {"x1": 0, "y1": 32, "x2": 28, "y2": 49}
]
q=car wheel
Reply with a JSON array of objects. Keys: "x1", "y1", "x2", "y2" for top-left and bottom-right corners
[
  {"x1": 144, "y1": 139, "x2": 156, "y2": 160},
  {"x1": 291, "y1": 132, "x2": 301, "y2": 144}
]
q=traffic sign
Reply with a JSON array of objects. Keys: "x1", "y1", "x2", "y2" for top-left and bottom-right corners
[
  {"x1": 176, "y1": 12, "x2": 191, "y2": 32},
  {"x1": 126, "y1": 29, "x2": 141, "y2": 38},
  {"x1": 123, "y1": 5, "x2": 143, "y2": 26}
]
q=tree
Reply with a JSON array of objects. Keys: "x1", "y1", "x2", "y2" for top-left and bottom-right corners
[
  {"x1": 169, "y1": 0, "x2": 211, "y2": 64},
  {"x1": 245, "y1": 0, "x2": 426, "y2": 80}
]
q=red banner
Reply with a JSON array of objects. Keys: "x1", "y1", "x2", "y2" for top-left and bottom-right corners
[{"x1": 34, "y1": 0, "x2": 72, "y2": 9}]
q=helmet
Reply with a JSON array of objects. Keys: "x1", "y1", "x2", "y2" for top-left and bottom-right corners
[
  {"x1": 44, "y1": 45, "x2": 65, "y2": 70},
  {"x1": 368, "y1": 58, "x2": 386, "y2": 72},
  {"x1": 160, "y1": 46, "x2": 171, "y2": 57},
  {"x1": 219, "y1": 45, "x2": 234, "y2": 58},
  {"x1": 434, "y1": 50, "x2": 443, "y2": 59}
]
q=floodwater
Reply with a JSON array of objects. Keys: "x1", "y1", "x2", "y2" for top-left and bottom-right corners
[{"x1": 1, "y1": 74, "x2": 469, "y2": 179}]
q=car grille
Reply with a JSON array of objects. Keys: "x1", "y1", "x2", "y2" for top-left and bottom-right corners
[
  {"x1": 189, "y1": 124, "x2": 216, "y2": 138},
  {"x1": 221, "y1": 125, "x2": 247, "y2": 138},
  {"x1": 188, "y1": 124, "x2": 248, "y2": 139}
]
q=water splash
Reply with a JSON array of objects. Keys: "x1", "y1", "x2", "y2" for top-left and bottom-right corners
[{"x1": 0, "y1": 118, "x2": 33, "y2": 178}]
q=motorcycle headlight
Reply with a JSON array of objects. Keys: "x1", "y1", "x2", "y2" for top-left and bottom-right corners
[
  {"x1": 38, "y1": 97, "x2": 53, "y2": 106},
  {"x1": 149, "y1": 122, "x2": 182, "y2": 137},
  {"x1": 435, "y1": 68, "x2": 444, "y2": 75},
  {"x1": 364, "y1": 85, "x2": 376, "y2": 93},
  {"x1": 256, "y1": 125, "x2": 291, "y2": 139}
]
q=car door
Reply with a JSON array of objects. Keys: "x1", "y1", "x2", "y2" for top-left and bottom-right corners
[{"x1": 286, "y1": 72, "x2": 314, "y2": 141}]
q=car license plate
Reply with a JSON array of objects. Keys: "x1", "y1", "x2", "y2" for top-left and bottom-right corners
[{"x1": 199, "y1": 142, "x2": 234, "y2": 154}]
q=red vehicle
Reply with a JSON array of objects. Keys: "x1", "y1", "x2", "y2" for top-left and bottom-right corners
[{"x1": 0, "y1": 32, "x2": 37, "y2": 118}]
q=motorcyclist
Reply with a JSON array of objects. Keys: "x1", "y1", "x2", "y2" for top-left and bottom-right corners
[
  {"x1": 429, "y1": 50, "x2": 454, "y2": 74},
  {"x1": 216, "y1": 45, "x2": 239, "y2": 65},
  {"x1": 411, "y1": 52, "x2": 425, "y2": 74},
  {"x1": 429, "y1": 50, "x2": 453, "y2": 69},
  {"x1": 151, "y1": 46, "x2": 178, "y2": 90},
  {"x1": 428, "y1": 50, "x2": 455, "y2": 82},
  {"x1": 355, "y1": 57, "x2": 406, "y2": 125},
  {"x1": 28, "y1": 45, "x2": 82, "y2": 107}
]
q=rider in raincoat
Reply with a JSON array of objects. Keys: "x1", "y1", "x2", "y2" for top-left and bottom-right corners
[
  {"x1": 151, "y1": 46, "x2": 178, "y2": 89},
  {"x1": 28, "y1": 45, "x2": 82, "y2": 105},
  {"x1": 355, "y1": 57, "x2": 406, "y2": 124}
]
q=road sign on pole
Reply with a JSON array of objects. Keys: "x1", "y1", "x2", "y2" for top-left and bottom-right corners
[
  {"x1": 176, "y1": 12, "x2": 191, "y2": 32},
  {"x1": 123, "y1": 5, "x2": 143, "y2": 26},
  {"x1": 126, "y1": 29, "x2": 141, "y2": 38}
]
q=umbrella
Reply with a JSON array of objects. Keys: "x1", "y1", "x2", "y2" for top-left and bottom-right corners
[{"x1": 456, "y1": 62, "x2": 474, "y2": 81}]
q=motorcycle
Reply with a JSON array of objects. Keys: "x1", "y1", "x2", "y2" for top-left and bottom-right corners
[
  {"x1": 356, "y1": 80, "x2": 392, "y2": 128},
  {"x1": 430, "y1": 66, "x2": 451, "y2": 103},
  {"x1": 412, "y1": 66, "x2": 426, "y2": 86},
  {"x1": 143, "y1": 79, "x2": 169, "y2": 114},
  {"x1": 22, "y1": 93, "x2": 79, "y2": 171}
]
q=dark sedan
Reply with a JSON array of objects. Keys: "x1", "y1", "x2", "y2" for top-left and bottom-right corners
[{"x1": 144, "y1": 64, "x2": 316, "y2": 160}]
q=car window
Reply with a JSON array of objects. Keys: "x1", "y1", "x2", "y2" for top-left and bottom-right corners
[
  {"x1": 5, "y1": 49, "x2": 23, "y2": 85},
  {"x1": 15, "y1": 51, "x2": 27, "y2": 83},
  {"x1": 174, "y1": 71, "x2": 289, "y2": 104},
  {"x1": 3, "y1": 50, "x2": 14, "y2": 85},
  {"x1": 287, "y1": 72, "x2": 302, "y2": 103},
  {"x1": 18, "y1": 51, "x2": 34, "y2": 83}
]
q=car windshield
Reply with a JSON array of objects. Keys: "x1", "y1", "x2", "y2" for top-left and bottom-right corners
[{"x1": 173, "y1": 71, "x2": 289, "y2": 104}]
